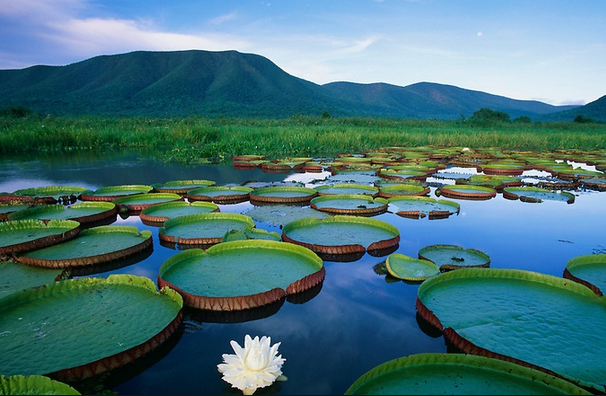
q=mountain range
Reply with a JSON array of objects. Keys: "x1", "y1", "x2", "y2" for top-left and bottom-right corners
[{"x1": 0, "y1": 49, "x2": 603, "y2": 121}]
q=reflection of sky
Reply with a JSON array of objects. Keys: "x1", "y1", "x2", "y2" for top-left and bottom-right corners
[{"x1": 5, "y1": 152, "x2": 606, "y2": 395}]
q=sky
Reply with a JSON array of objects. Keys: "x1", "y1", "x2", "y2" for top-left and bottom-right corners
[{"x1": 1, "y1": 0, "x2": 605, "y2": 106}]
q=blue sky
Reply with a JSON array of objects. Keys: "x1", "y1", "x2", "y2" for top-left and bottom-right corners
[{"x1": 1, "y1": 0, "x2": 604, "y2": 106}]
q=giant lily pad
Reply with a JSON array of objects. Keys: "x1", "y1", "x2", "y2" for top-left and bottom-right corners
[
  {"x1": 152, "y1": 179, "x2": 216, "y2": 194},
  {"x1": 0, "y1": 275, "x2": 183, "y2": 382},
  {"x1": 7, "y1": 202, "x2": 117, "y2": 224},
  {"x1": 388, "y1": 196, "x2": 460, "y2": 220},
  {"x1": 11, "y1": 185, "x2": 87, "y2": 204},
  {"x1": 282, "y1": 215, "x2": 400, "y2": 256},
  {"x1": 222, "y1": 226, "x2": 281, "y2": 242},
  {"x1": 418, "y1": 244, "x2": 490, "y2": 271},
  {"x1": 0, "y1": 202, "x2": 32, "y2": 221},
  {"x1": 503, "y1": 186, "x2": 575, "y2": 204},
  {"x1": 0, "y1": 219, "x2": 81, "y2": 255},
  {"x1": 158, "y1": 212, "x2": 255, "y2": 247},
  {"x1": 187, "y1": 186, "x2": 253, "y2": 204},
  {"x1": 244, "y1": 204, "x2": 330, "y2": 227},
  {"x1": 249, "y1": 186, "x2": 317, "y2": 204},
  {"x1": 314, "y1": 183, "x2": 378, "y2": 197},
  {"x1": 140, "y1": 201, "x2": 219, "y2": 226},
  {"x1": 344, "y1": 353, "x2": 592, "y2": 395},
  {"x1": 158, "y1": 239, "x2": 324, "y2": 311},
  {"x1": 437, "y1": 184, "x2": 497, "y2": 200},
  {"x1": 0, "y1": 261, "x2": 70, "y2": 299},
  {"x1": 564, "y1": 253, "x2": 606, "y2": 296},
  {"x1": 80, "y1": 185, "x2": 153, "y2": 202},
  {"x1": 113, "y1": 192, "x2": 183, "y2": 212},
  {"x1": 416, "y1": 268, "x2": 606, "y2": 392},
  {"x1": 16, "y1": 225, "x2": 153, "y2": 268},
  {"x1": 0, "y1": 375, "x2": 81, "y2": 395},
  {"x1": 385, "y1": 253, "x2": 439, "y2": 282},
  {"x1": 310, "y1": 194, "x2": 388, "y2": 216},
  {"x1": 377, "y1": 183, "x2": 430, "y2": 198}
]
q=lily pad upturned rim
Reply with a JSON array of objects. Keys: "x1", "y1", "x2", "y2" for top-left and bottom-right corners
[
  {"x1": 310, "y1": 194, "x2": 388, "y2": 216},
  {"x1": 158, "y1": 239, "x2": 325, "y2": 311},
  {"x1": 11, "y1": 186, "x2": 88, "y2": 202},
  {"x1": 344, "y1": 352, "x2": 592, "y2": 395},
  {"x1": 249, "y1": 186, "x2": 318, "y2": 204},
  {"x1": 112, "y1": 192, "x2": 184, "y2": 211},
  {"x1": 16, "y1": 225, "x2": 153, "y2": 268},
  {"x1": 152, "y1": 179, "x2": 216, "y2": 193},
  {"x1": 281, "y1": 215, "x2": 400, "y2": 255},
  {"x1": 80, "y1": 185, "x2": 153, "y2": 201},
  {"x1": 7, "y1": 202, "x2": 117, "y2": 224},
  {"x1": 377, "y1": 183, "x2": 430, "y2": 197},
  {"x1": 438, "y1": 184, "x2": 497, "y2": 200},
  {"x1": 187, "y1": 186, "x2": 253, "y2": 203},
  {"x1": 415, "y1": 267, "x2": 606, "y2": 393},
  {"x1": 140, "y1": 201, "x2": 220, "y2": 225},
  {"x1": 387, "y1": 196, "x2": 460, "y2": 220},
  {"x1": 0, "y1": 219, "x2": 81, "y2": 255},
  {"x1": 417, "y1": 244, "x2": 490, "y2": 271},
  {"x1": 158, "y1": 212, "x2": 256, "y2": 246},
  {"x1": 563, "y1": 253, "x2": 606, "y2": 296},
  {"x1": 385, "y1": 253, "x2": 440, "y2": 282},
  {"x1": 502, "y1": 186, "x2": 576, "y2": 204},
  {"x1": 0, "y1": 274, "x2": 183, "y2": 382}
]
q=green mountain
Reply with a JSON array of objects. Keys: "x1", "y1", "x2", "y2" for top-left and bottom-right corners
[
  {"x1": 0, "y1": 49, "x2": 592, "y2": 120},
  {"x1": 541, "y1": 94, "x2": 606, "y2": 122}
]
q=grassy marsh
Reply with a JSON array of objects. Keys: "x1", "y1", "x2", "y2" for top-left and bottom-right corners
[{"x1": 1, "y1": 115, "x2": 604, "y2": 163}]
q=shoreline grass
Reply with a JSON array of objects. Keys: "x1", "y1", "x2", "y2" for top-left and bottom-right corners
[{"x1": 1, "y1": 115, "x2": 604, "y2": 163}]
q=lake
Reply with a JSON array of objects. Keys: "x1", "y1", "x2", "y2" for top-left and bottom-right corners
[{"x1": 1, "y1": 150, "x2": 605, "y2": 395}]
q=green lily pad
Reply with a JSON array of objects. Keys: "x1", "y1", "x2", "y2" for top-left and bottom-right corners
[
  {"x1": 564, "y1": 253, "x2": 606, "y2": 296},
  {"x1": 244, "y1": 204, "x2": 330, "y2": 227},
  {"x1": 503, "y1": 186, "x2": 575, "y2": 204},
  {"x1": 16, "y1": 225, "x2": 153, "y2": 268},
  {"x1": 159, "y1": 212, "x2": 255, "y2": 247},
  {"x1": 0, "y1": 274, "x2": 183, "y2": 381},
  {"x1": 0, "y1": 219, "x2": 81, "y2": 255},
  {"x1": 0, "y1": 374, "x2": 81, "y2": 395},
  {"x1": 80, "y1": 185, "x2": 153, "y2": 202},
  {"x1": 113, "y1": 192, "x2": 183, "y2": 212},
  {"x1": 314, "y1": 183, "x2": 379, "y2": 196},
  {"x1": 310, "y1": 194, "x2": 388, "y2": 216},
  {"x1": 140, "y1": 201, "x2": 219, "y2": 226},
  {"x1": 378, "y1": 168, "x2": 429, "y2": 182},
  {"x1": 344, "y1": 353, "x2": 592, "y2": 395},
  {"x1": 7, "y1": 202, "x2": 117, "y2": 224},
  {"x1": 282, "y1": 215, "x2": 400, "y2": 256},
  {"x1": 11, "y1": 185, "x2": 88, "y2": 204},
  {"x1": 416, "y1": 268, "x2": 606, "y2": 392},
  {"x1": 437, "y1": 184, "x2": 497, "y2": 200},
  {"x1": 0, "y1": 203, "x2": 33, "y2": 221},
  {"x1": 152, "y1": 179, "x2": 216, "y2": 194},
  {"x1": 0, "y1": 261, "x2": 70, "y2": 299},
  {"x1": 377, "y1": 183, "x2": 430, "y2": 198},
  {"x1": 222, "y1": 226, "x2": 281, "y2": 242},
  {"x1": 418, "y1": 244, "x2": 490, "y2": 271},
  {"x1": 385, "y1": 253, "x2": 439, "y2": 282},
  {"x1": 388, "y1": 196, "x2": 460, "y2": 220},
  {"x1": 158, "y1": 239, "x2": 324, "y2": 310},
  {"x1": 187, "y1": 186, "x2": 253, "y2": 204},
  {"x1": 249, "y1": 186, "x2": 317, "y2": 204}
]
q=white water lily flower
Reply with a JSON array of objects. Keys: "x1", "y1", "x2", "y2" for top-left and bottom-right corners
[{"x1": 217, "y1": 334, "x2": 287, "y2": 395}]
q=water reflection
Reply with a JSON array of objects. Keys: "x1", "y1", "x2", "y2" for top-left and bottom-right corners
[{"x1": 1, "y1": 151, "x2": 605, "y2": 395}]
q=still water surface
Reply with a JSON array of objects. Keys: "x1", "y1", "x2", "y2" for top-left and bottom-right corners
[{"x1": 1, "y1": 151, "x2": 605, "y2": 395}]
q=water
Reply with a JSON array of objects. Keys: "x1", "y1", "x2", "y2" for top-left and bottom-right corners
[{"x1": 1, "y1": 151, "x2": 605, "y2": 395}]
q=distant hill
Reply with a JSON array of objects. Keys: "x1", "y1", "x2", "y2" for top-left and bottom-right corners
[
  {"x1": 0, "y1": 49, "x2": 597, "y2": 120},
  {"x1": 541, "y1": 94, "x2": 606, "y2": 122}
]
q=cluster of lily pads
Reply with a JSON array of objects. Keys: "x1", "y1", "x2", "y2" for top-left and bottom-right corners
[{"x1": 1, "y1": 145, "x2": 605, "y2": 394}]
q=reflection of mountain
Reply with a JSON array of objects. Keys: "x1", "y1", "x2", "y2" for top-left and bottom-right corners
[{"x1": 1, "y1": 49, "x2": 593, "y2": 120}]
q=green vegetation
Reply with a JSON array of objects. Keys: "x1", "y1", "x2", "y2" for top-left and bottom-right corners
[{"x1": 1, "y1": 114, "x2": 604, "y2": 165}]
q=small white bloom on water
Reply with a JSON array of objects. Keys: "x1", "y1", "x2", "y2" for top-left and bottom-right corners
[{"x1": 217, "y1": 334, "x2": 287, "y2": 395}]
